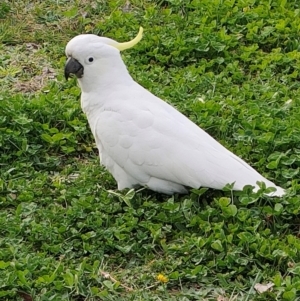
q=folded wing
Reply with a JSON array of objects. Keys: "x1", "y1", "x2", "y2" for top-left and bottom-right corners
[{"x1": 91, "y1": 84, "x2": 284, "y2": 196}]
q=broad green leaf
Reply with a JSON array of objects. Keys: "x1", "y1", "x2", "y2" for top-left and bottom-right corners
[
  {"x1": 103, "y1": 280, "x2": 114, "y2": 290},
  {"x1": 0, "y1": 261, "x2": 10, "y2": 269},
  {"x1": 17, "y1": 270, "x2": 29, "y2": 286},
  {"x1": 274, "y1": 203, "x2": 283, "y2": 212},
  {"x1": 219, "y1": 197, "x2": 230, "y2": 207},
  {"x1": 63, "y1": 7, "x2": 78, "y2": 18},
  {"x1": 283, "y1": 289, "x2": 296, "y2": 301},
  {"x1": 211, "y1": 240, "x2": 223, "y2": 252},
  {"x1": 222, "y1": 204, "x2": 237, "y2": 217},
  {"x1": 273, "y1": 273, "x2": 282, "y2": 287}
]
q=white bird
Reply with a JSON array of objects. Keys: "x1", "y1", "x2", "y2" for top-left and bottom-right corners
[{"x1": 64, "y1": 28, "x2": 284, "y2": 197}]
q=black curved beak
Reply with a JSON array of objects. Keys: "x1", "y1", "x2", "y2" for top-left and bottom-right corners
[{"x1": 65, "y1": 57, "x2": 84, "y2": 80}]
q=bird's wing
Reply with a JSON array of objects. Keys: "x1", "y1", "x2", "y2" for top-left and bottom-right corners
[{"x1": 91, "y1": 84, "x2": 281, "y2": 193}]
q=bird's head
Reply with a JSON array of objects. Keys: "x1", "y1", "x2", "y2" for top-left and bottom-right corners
[{"x1": 64, "y1": 27, "x2": 143, "y2": 84}]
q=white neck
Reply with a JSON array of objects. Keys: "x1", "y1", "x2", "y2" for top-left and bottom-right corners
[{"x1": 78, "y1": 56, "x2": 133, "y2": 114}]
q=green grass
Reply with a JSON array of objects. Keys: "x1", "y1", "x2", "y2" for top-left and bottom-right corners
[{"x1": 1, "y1": 0, "x2": 300, "y2": 300}]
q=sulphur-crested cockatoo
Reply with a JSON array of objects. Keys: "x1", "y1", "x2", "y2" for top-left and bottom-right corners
[{"x1": 64, "y1": 28, "x2": 284, "y2": 196}]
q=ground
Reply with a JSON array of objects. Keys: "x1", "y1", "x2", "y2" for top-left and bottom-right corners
[{"x1": 0, "y1": 0, "x2": 300, "y2": 300}]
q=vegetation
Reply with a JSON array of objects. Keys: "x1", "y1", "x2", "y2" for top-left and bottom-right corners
[{"x1": 0, "y1": 0, "x2": 299, "y2": 300}]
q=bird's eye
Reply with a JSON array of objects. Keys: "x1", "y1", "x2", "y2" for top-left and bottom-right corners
[{"x1": 88, "y1": 57, "x2": 94, "y2": 62}]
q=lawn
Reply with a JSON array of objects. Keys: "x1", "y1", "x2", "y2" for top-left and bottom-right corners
[{"x1": 0, "y1": 0, "x2": 300, "y2": 300}]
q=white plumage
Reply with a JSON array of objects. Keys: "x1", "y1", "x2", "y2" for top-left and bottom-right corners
[{"x1": 64, "y1": 28, "x2": 284, "y2": 196}]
